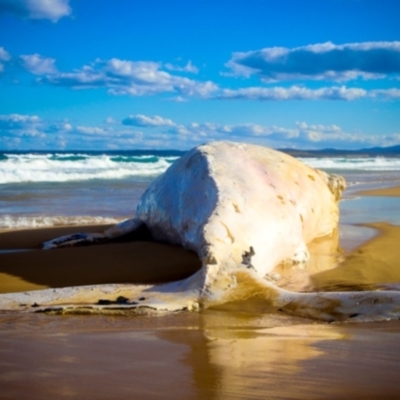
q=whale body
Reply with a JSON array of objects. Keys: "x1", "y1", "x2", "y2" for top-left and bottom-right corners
[{"x1": 134, "y1": 141, "x2": 344, "y2": 298}]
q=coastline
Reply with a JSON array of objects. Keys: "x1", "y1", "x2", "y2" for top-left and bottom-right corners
[
  {"x1": 355, "y1": 185, "x2": 400, "y2": 197},
  {"x1": 1, "y1": 184, "x2": 400, "y2": 399},
  {"x1": 1, "y1": 186, "x2": 400, "y2": 295}
]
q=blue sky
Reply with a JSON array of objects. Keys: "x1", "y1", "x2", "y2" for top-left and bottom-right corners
[{"x1": 0, "y1": 0, "x2": 399, "y2": 151}]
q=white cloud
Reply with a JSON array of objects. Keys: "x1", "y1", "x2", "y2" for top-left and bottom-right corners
[
  {"x1": 370, "y1": 88, "x2": 400, "y2": 99},
  {"x1": 17, "y1": 51, "x2": 398, "y2": 103},
  {"x1": 0, "y1": 113, "x2": 41, "y2": 129},
  {"x1": 227, "y1": 41, "x2": 400, "y2": 82},
  {"x1": 0, "y1": 47, "x2": 10, "y2": 61},
  {"x1": 217, "y1": 85, "x2": 368, "y2": 101},
  {"x1": 167, "y1": 120, "x2": 400, "y2": 149},
  {"x1": 76, "y1": 126, "x2": 108, "y2": 136},
  {"x1": 0, "y1": 114, "x2": 44, "y2": 142},
  {"x1": 167, "y1": 122, "x2": 298, "y2": 144},
  {"x1": 0, "y1": 0, "x2": 71, "y2": 22},
  {"x1": 296, "y1": 122, "x2": 400, "y2": 148},
  {"x1": 165, "y1": 60, "x2": 199, "y2": 74},
  {"x1": 295, "y1": 122, "x2": 358, "y2": 143},
  {"x1": 122, "y1": 114, "x2": 176, "y2": 127},
  {"x1": 105, "y1": 117, "x2": 117, "y2": 124},
  {"x1": 215, "y1": 86, "x2": 400, "y2": 101},
  {"x1": 39, "y1": 57, "x2": 218, "y2": 98},
  {"x1": 1, "y1": 113, "x2": 399, "y2": 151},
  {"x1": 20, "y1": 54, "x2": 57, "y2": 75},
  {"x1": 0, "y1": 46, "x2": 11, "y2": 73}
]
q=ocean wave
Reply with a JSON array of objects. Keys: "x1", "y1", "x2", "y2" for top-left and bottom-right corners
[
  {"x1": 0, "y1": 215, "x2": 123, "y2": 230},
  {"x1": 300, "y1": 157, "x2": 400, "y2": 171},
  {"x1": 0, "y1": 153, "x2": 178, "y2": 184},
  {"x1": 1, "y1": 152, "x2": 399, "y2": 185}
]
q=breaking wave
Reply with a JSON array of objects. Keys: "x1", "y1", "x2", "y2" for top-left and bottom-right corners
[{"x1": 0, "y1": 153, "x2": 179, "y2": 184}]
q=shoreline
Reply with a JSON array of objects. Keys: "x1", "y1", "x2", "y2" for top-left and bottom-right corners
[
  {"x1": 355, "y1": 184, "x2": 400, "y2": 197},
  {"x1": 0, "y1": 184, "x2": 399, "y2": 295},
  {"x1": 1, "y1": 183, "x2": 400, "y2": 399},
  {"x1": 311, "y1": 221, "x2": 400, "y2": 291}
]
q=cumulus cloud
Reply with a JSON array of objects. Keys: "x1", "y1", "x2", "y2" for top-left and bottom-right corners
[
  {"x1": 215, "y1": 85, "x2": 400, "y2": 101},
  {"x1": 295, "y1": 122, "x2": 358, "y2": 143},
  {"x1": 39, "y1": 58, "x2": 218, "y2": 98},
  {"x1": 370, "y1": 88, "x2": 400, "y2": 99},
  {"x1": 165, "y1": 60, "x2": 199, "y2": 74},
  {"x1": 167, "y1": 121, "x2": 298, "y2": 143},
  {"x1": 227, "y1": 41, "x2": 400, "y2": 82},
  {"x1": 217, "y1": 85, "x2": 368, "y2": 101},
  {"x1": 294, "y1": 122, "x2": 400, "y2": 147},
  {"x1": 0, "y1": 46, "x2": 11, "y2": 73},
  {"x1": 166, "y1": 119, "x2": 400, "y2": 149},
  {"x1": 0, "y1": 0, "x2": 71, "y2": 22},
  {"x1": 20, "y1": 54, "x2": 57, "y2": 75},
  {"x1": 0, "y1": 113, "x2": 41, "y2": 129},
  {"x1": 0, "y1": 113, "x2": 44, "y2": 140},
  {"x1": 122, "y1": 114, "x2": 176, "y2": 127},
  {"x1": 76, "y1": 126, "x2": 109, "y2": 136},
  {"x1": 1, "y1": 113, "x2": 399, "y2": 150},
  {"x1": 16, "y1": 51, "x2": 398, "y2": 102},
  {"x1": 0, "y1": 47, "x2": 11, "y2": 61}
]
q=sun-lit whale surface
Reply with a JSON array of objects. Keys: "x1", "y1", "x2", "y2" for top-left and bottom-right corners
[{"x1": 1, "y1": 141, "x2": 400, "y2": 322}]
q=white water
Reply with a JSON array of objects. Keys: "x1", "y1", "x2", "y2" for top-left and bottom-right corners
[
  {"x1": 300, "y1": 156, "x2": 400, "y2": 171},
  {"x1": 0, "y1": 153, "x2": 177, "y2": 184},
  {"x1": 1, "y1": 153, "x2": 399, "y2": 185}
]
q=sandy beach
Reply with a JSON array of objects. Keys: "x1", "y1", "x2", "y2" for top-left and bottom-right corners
[
  {"x1": 1, "y1": 186, "x2": 400, "y2": 399},
  {"x1": 0, "y1": 225, "x2": 201, "y2": 294},
  {"x1": 355, "y1": 185, "x2": 400, "y2": 197}
]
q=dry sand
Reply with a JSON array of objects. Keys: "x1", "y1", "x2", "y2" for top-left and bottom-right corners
[{"x1": 1, "y1": 187, "x2": 400, "y2": 399}]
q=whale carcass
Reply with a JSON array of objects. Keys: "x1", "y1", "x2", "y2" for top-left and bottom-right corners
[{"x1": 1, "y1": 141, "x2": 400, "y2": 321}]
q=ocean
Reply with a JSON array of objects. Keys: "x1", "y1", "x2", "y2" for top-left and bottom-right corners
[{"x1": 1, "y1": 148, "x2": 400, "y2": 231}]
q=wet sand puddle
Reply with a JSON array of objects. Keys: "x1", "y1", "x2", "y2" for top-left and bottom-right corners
[{"x1": 1, "y1": 310, "x2": 400, "y2": 399}]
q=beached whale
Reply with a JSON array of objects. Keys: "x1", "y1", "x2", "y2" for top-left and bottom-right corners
[{"x1": 1, "y1": 141, "x2": 400, "y2": 321}]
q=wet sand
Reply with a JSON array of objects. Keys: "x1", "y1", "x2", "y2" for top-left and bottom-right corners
[
  {"x1": 0, "y1": 225, "x2": 201, "y2": 294},
  {"x1": 1, "y1": 189, "x2": 400, "y2": 399},
  {"x1": 356, "y1": 185, "x2": 400, "y2": 197}
]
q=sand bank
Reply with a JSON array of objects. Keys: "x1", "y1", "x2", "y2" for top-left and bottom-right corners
[
  {"x1": 355, "y1": 185, "x2": 400, "y2": 197},
  {"x1": 0, "y1": 225, "x2": 200, "y2": 294},
  {"x1": 311, "y1": 222, "x2": 400, "y2": 291}
]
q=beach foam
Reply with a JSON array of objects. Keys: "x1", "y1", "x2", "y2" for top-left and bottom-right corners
[
  {"x1": 0, "y1": 214, "x2": 122, "y2": 230},
  {"x1": 1, "y1": 151, "x2": 399, "y2": 185},
  {"x1": 0, "y1": 153, "x2": 178, "y2": 184},
  {"x1": 300, "y1": 156, "x2": 400, "y2": 171}
]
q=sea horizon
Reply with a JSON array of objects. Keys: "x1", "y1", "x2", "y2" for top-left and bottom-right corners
[{"x1": 1, "y1": 142, "x2": 400, "y2": 156}]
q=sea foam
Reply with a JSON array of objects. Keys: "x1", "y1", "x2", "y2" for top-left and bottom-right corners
[
  {"x1": 0, "y1": 214, "x2": 122, "y2": 230},
  {"x1": 300, "y1": 156, "x2": 400, "y2": 171},
  {"x1": 0, "y1": 153, "x2": 177, "y2": 184}
]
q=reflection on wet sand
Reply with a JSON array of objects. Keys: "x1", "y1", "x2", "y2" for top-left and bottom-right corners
[
  {"x1": 173, "y1": 312, "x2": 340, "y2": 400},
  {"x1": 312, "y1": 223, "x2": 400, "y2": 292},
  {"x1": 272, "y1": 229, "x2": 342, "y2": 292},
  {"x1": 1, "y1": 311, "x2": 400, "y2": 399},
  {"x1": 1, "y1": 187, "x2": 400, "y2": 398}
]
